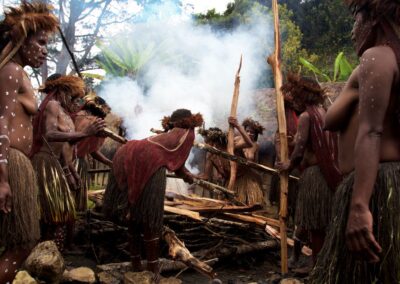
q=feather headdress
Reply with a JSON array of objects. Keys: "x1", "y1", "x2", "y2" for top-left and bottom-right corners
[
  {"x1": 281, "y1": 73, "x2": 325, "y2": 106},
  {"x1": 0, "y1": 1, "x2": 59, "y2": 69},
  {"x1": 40, "y1": 75, "x2": 86, "y2": 98},
  {"x1": 161, "y1": 109, "x2": 204, "y2": 131}
]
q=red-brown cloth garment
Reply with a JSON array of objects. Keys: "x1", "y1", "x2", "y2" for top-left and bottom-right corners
[
  {"x1": 113, "y1": 128, "x2": 194, "y2": 204},
  {"x1": 306, "y1": 105, "x2": 342, "y2": 190},
  {"x1": 30, "y1": 92, "x2": 56, "y2": 158},
  {"x1": 76, "y1": 136, "x2": 105, "y2": 158}
]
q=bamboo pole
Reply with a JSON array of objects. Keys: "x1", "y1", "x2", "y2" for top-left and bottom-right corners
[
  {"x1": 227, "y1": 56, "x2": 243, "y2": 192},
  {"x1": 268, "y1": 0, "x2": 290, "y2": 274},
  {"x1": 194, "y1": 142, "x2": 299, "y2": 180}
]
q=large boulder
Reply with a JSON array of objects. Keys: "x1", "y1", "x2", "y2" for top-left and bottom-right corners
[{"x1": 24, "y1": 241, "x2": 65, "y2": 283}]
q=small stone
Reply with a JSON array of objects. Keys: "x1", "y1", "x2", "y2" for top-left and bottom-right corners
[
  {"x1": 12, "y1": 270, "x2": 38, "y2": 284},
  {"x1": 97, "y1": 272, "x2": 119, "y2": 284},
  {"x1": 24, "y1": 241, "x2": 64, "y2": 283},
  {"x1": 124, "y1": 271, "x2": 154, "y2": 284},
  {"x1": 280, "y1": 278, "x2": 302, "y2": 284},
  {"x1": 62, "y1": 267, "x2": 96, "y2": 283},
  {"x1": 159, "y1": 277, "x2": 182, "y2": 284}
]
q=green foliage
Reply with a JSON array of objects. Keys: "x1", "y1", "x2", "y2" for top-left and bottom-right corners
[
  {"x1": 96, "y1": 36, "x2": 171, "y2": 79},
  {"x1": 300, "y1": 52, "x2": 354, "y2": 82},
  {"x1": 279, "y1": 4, "x2": 317, "y2": 73},
  {"x1": 194, "y1": 0, "x2": 315, "y2": 85}
]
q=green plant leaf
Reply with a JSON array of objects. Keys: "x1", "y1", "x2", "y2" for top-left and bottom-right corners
[
  {"x1": 299, "y1": 57, "x2": 331, "y2": 81},
  {"x1": 333, "y1": 52, "x2": 344, "y2": 82},
  {"x1": 338, "y1": 55, "x2": 353, "y2": 81}
]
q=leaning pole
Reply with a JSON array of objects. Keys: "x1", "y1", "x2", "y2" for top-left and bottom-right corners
[{"x1": 267, "y1": 0, "x2": 289, "y2": 274}]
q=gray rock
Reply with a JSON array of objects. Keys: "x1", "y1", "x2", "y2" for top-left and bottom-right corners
[
  {"x1": 62, "y1": 267, "x2": 96, "y2": 283},
  {"x1": 24, "y1": 241, "x2": 65, "y2": 283}
]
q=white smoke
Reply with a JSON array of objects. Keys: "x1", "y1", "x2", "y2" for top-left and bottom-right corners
[{"x1": 99, "y1": 14, "x2": 273, "y2": 140}]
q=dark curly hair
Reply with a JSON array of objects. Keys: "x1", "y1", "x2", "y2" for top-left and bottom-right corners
[
  {"x1": 345, "y1": 0, "x2": 400, "y2": 25},
  {"x1": 242, "y1": 117, "x2": 265, "y2": 141},
  {"x1": 198, "y1": 127, "x2": 228, "y2": 148},
  {"x1": 161, "y1": 109, "x2": 204, "y2": 131},
  {"x1": 281, "y1": 73, "x2": 325, "y2": 107}
]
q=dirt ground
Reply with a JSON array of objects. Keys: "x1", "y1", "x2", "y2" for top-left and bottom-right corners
[{"x1": 64, "y1": 246, "x2": 308, "y2": 284}]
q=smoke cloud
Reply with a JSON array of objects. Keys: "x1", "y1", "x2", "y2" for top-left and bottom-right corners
[{"x1": 99, "y1": 12, "x2": 273, "y2": 140}]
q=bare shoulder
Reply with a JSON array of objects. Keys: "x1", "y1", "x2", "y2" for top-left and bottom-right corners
[
  {"x1": 45, "y1": 100, "x2": 61, "y2": 114},
  {"x1": 361, "y1": 46, "x2": 397, "y2": 72},
  {"x1": 299, "y1": 111, "x2": 310, "y2": 120},
  {"x1": 0, "y1": 62, "x2": 23, "y2": 83}
]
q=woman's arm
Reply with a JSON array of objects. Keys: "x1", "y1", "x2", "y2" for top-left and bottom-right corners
[
  {"x1": 324, "y1": 67, "x2": 359, "y2": 131},
  {"x1": 228, "y1": 117, "x2": 254, "y2": 149}
]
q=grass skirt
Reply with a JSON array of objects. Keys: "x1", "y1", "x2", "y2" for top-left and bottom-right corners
[
  {"x1": 235, "y1": 168, "x2": 264, "y2": 206},
  {"x1": 310, "y1": 162, "x2": 400, "y2": 284},
  {"x1": 75, "y1": 157, "x2": 89, "y2": 212},
  {"x1": 32, "y1": 152, "x2": 76, "y2": 224},
  {"x1": 104, "y1": 167, "x2": 166, "y2": 233},
  {"x1": 131, "y1": 167, "x2": 166, "y2": 235},
  {"x1": 0, "y1": 148, "x2": 40, "y2": 248},
  {"x1": 103, "y1": 171, "x2": 129, "y2": 225},
  {"x1": 295, "y1": 165, "x2": 333, "y2": 231}
]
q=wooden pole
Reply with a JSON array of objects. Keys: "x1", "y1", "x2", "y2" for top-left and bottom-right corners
[
  {"x1": 268, "y1": 0, "x2": 289, "y2": 274},
  {"x1": 227, "y1": 56, "x2": 243, "y2": 192},
  {"x1": 193, "y1": 142, "x2": 299, "y2": 180}
]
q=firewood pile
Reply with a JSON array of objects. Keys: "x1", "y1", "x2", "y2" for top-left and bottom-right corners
[
  {"x1": 87, "y1": 190, "x2": 281, "y2": 259},
  {"x1": 85, "y1": 189, "x2": 309, "y2": 279}
]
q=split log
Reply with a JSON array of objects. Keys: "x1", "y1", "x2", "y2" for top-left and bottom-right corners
[
  {"x1": 163, "y1": 227, "x2": 216, "y2": 279},
  {"x1": 168, "y1": 192, "x2": 227, "y2": 206},
  {"x1": 227, "y1": 56, "x2": 243, "y2": 192},
  {"x1": 177, "y1": 204, "x2": 262, "y2": 213},
  {"x1": 224, "y1": 213, "x2": 280, "y2": 227},
  {"x1": 265, "y1": 225, "x2": 312, "y2": 256},
  {"x1": 164, "y1": 205, "x2": 203, "y2": 221},
  {"x1": 194, "y1": 142, "x2": 299, "y2": 180},
  {"x1": 222, "y1": 213, "x2": 311, "y2": 256},
  {"x1": 206, "y1": 218, "x2": 251, "y2": 229},
  {"x1": 193, "y1": 240, "x2": 278, "y2": 260}
]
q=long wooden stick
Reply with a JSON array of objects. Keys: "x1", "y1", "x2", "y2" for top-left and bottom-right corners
[
  {"x1": 194, "y1": 142, "x2": 299, "y2": 180},
  {"x1": 269, "y1": 0, "x2": 290, "y2": 274},
  {"x1": 227, "y1": 56, "x2": 243, "y2": 192}
]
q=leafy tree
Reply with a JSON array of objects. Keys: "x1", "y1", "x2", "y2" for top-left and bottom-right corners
[{"x1": 194, "y1": 0, "x2": 316, "y2": 78}]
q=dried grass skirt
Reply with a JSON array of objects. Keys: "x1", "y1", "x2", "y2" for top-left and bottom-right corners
[
  {"x1": 103, "y1": 167, "x2": 166, "y2": 234},
  {"x1": 75, "y1": 157, "x2": 89, "y2": 212},
  {"x1": 0, "y1": 148, "x2": 40, "y2": 248},
  {"x1": 32, "y1": 152, "x2": 76, "y2": 224},
  {"x1": 235, "y1": 168, "x2": 264, "y2": 206},
  {"x1": 295, "y1": 165, "x2": 333, "y2": 231},
  {"x1": 309, "y1": 162, "x2": 400, "y2": 284}
]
